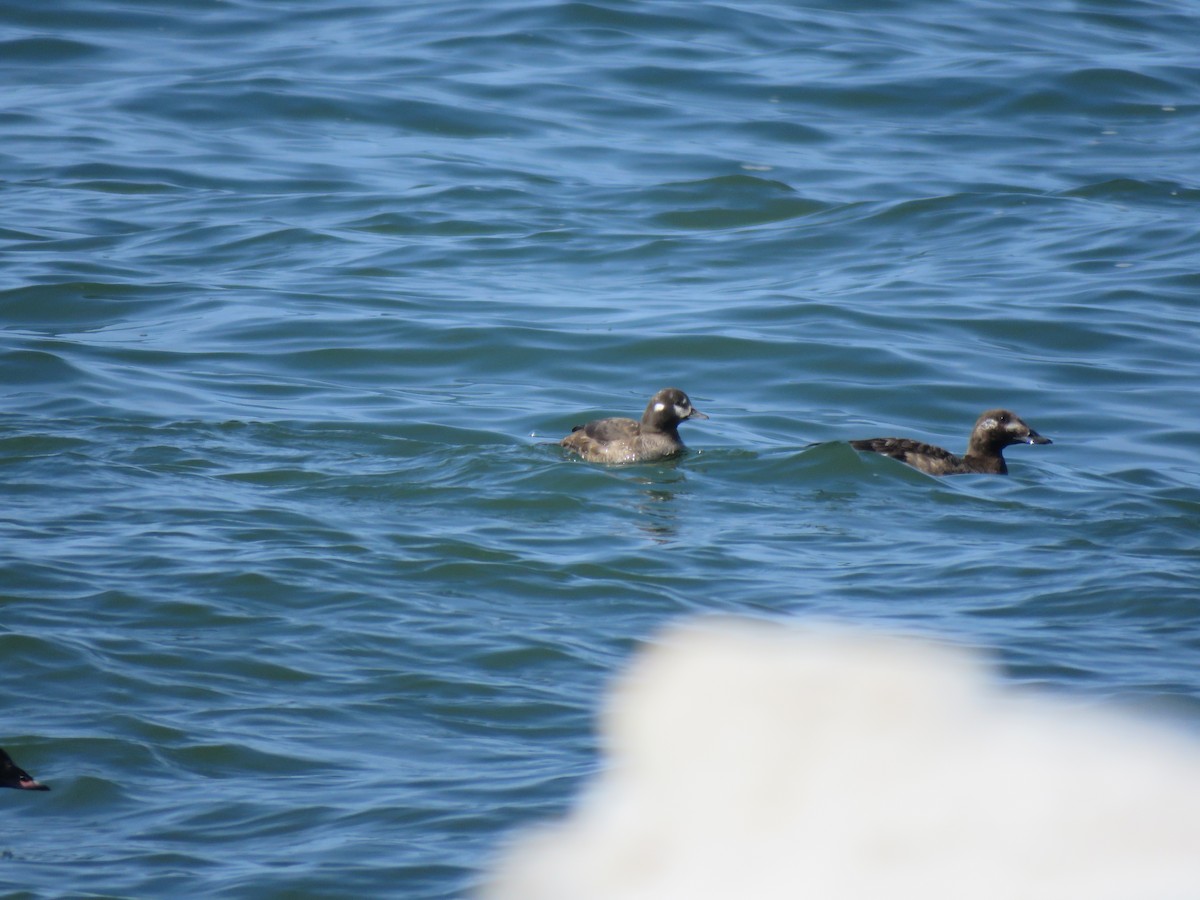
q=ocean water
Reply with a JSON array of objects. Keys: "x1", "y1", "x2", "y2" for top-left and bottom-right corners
[{"x1": 1, "y1": 0, "x2": 1198, "y2": 896}]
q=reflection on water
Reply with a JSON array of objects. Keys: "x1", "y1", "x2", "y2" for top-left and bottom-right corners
[{"x1": 635, "y1": 486, "x2": 681, "y2": 544}]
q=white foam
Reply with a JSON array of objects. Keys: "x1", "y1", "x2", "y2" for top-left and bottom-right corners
[{"x1": 486, "y1": 618, "x2": 1200, "y2": 900}]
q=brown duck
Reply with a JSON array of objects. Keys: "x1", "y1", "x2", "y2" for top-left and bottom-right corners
[
  {"x1": 850, "y1": 409, "x2": 1051, "y2": 475},
  {"x1": 561, "y1": 387, "x2": 708, "y2": 464},
  {"x1": 0, "y1": 746, "x2": 49, "y2": 791}
]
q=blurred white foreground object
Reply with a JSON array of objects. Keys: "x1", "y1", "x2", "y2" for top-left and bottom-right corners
[{"x1": 486, "y1": 618, "x2": 1200, "y2": 900}]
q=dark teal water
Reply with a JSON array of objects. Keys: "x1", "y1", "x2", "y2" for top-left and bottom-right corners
[{"x1": 2, "y1": 1, "x2": 1199, "y2": 896}]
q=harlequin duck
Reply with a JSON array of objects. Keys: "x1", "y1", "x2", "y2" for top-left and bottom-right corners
[
  {"x1": 850, "y1": 409, "x2": 1051, "y2": 475},
  {"x1": 561, "y1": 388, "x2": 708, "y2": 464},
  {"x1": 0, "y1": 747, "x2": 49, "y2": 791}
]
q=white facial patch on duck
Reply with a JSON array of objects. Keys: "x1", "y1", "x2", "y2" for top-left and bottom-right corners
[
  {"x1": 673, "y1": 403, "x2": 691, "y2": 418},
  {"x1": 654, "y1": 402, "x2": 666, "y2": 412}
]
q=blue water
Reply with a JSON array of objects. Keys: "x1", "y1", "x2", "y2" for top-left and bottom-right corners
[{"x1": 2, "y1": 0, "x2": 1198, "y2": 895}]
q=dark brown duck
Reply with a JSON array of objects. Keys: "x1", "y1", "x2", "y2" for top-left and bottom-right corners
[
  {"x1": 0, "y1": 746, "x2": 49, "y2": 791},
  {"x1": 561, "y1": 387, "x2": 708, "y2": 464},
  {"x1": 850, "y1": 408, "x2": 1051, "y2": 475}
]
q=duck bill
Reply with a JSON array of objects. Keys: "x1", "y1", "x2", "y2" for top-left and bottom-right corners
[
  {"x1": 16, "y1": 776, "x2": 49, "y2": 791},
  {"x1": 687, "y1": 409, "x2": 709, "y2": 420},
  {"x1": 1025, "y1": 431, "x2": 1052, "y2": 445}
]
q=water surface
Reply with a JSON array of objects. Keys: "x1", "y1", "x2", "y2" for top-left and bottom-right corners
[{"x1": 2, "y1": 1, "x2": 1199, "y2": 896}]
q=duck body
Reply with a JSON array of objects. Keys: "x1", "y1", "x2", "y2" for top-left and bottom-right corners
[
  {"x1": 561, "y1": 388, "x2": 708, "y2": 464},
  {"x1": 850, "y1": 409, "x2": 1051, "y2": 476},
  {"x1": 0, "y1": 747, "x2": 49, "y2": 791}
]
